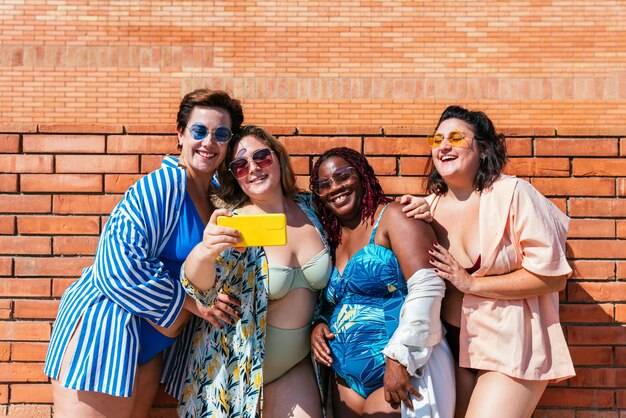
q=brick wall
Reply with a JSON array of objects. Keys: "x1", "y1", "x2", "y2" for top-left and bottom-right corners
[
  {"x1": 0, "y1": 124, "x2": 624, "y2": 417},
  {"x1": 0, "y1": 1, "x2": 625, "y2": 128}
]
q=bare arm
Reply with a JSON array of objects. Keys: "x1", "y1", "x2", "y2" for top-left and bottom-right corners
[
  {"x1": 383, "y1": 202, "x2": 436, "y2": 278},
  {"x1": 182, "y1": 208, "x2": 241, "y2": 291},
  {"x1": 429, "y1": 242, "x2": 567, "y2": 299}
]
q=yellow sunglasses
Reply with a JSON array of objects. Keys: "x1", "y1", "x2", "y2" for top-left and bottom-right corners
[{"x1": 427, "y1": 129, "x2": 471, "y2": 149}]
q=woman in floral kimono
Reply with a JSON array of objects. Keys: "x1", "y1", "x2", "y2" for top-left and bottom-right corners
[{"x1": 173, "y1": 125, "x2": 332, "y2": 418}]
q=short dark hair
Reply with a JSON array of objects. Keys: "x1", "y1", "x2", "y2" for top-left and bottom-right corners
[
  {"x1": 426, "y1": 105, "x2": 507, "y2": 195},
  {"x1": 176, "y1": 89, "x2": 244, "y2": 151},
  {"x1": 310, "y1": 147, "x2": 391, "y2": 249},
  {"x1": 217, "y1": 125, "x2": 300, "y2": 208}
]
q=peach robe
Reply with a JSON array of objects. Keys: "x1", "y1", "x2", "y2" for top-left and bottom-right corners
[{"x1": 428, "y1": 175, "x2": 575, "y2": 381}]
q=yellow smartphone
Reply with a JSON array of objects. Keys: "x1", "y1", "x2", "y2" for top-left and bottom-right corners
[{"x1": 217, "y1": 213, "x2": 287, "y2": 247}]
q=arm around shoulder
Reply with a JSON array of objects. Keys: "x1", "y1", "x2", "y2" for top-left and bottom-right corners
[{"x1": 384, "y1": 202, "x2": 437, "y2": 278}]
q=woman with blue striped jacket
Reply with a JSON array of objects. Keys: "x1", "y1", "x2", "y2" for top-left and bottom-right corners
[{"x1": 44, "y1": 89, "x2": 244, "y2": 418}]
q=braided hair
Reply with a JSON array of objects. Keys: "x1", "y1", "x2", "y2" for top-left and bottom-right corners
[{"x1": 310, "y1": 147, "x2": 391, "y2": 250}]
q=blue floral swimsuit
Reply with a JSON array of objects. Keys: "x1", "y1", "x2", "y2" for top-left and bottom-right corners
[{"x1": 325, "y1": 204, "x2": 407, "y2": 398}]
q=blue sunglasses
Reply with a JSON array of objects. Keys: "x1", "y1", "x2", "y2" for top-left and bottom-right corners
[{"x1": 186, "y1": 123, "x2": 233, "y2": 143}]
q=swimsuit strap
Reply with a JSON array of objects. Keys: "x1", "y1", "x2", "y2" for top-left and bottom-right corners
[{"x1": 369, "y1": 203, "x2": 392, "y2": 244}]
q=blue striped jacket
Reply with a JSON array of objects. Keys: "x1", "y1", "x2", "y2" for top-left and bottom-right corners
[{"x1": 44, "y1": 156, "x2": 190, "y2": 397}]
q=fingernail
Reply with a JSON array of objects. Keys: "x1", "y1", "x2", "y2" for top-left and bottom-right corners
[
  {"x1": 434, "y1": 269, "x2": 439, "y2": 273},
  {"x1": 428, "y1": 249, "x2": 434, "y2": 253},
  {"x1": 429, "y1": 258, "x2": 435, "y2": 263}
]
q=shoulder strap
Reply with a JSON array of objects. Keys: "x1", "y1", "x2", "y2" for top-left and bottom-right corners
[{"x1": 369, "y1": 203, "x2": 392, "y2": 244}]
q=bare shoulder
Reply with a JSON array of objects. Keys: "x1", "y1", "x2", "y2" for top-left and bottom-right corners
[{"x1": 382, "y1": 202, "x2": 435, "y2": 236}]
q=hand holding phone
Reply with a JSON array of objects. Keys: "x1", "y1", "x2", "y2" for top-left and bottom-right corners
[{"x1": 217, "y1": 213, "x2": 287, "y2": 247}]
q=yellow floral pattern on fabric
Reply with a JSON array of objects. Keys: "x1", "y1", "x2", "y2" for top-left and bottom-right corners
[
  {"x1": 178, "y1": 242, "x2": 268, "y2": 418},
  {"x1": 175, "y1": 194, "x2": 329, "y2": 417}
]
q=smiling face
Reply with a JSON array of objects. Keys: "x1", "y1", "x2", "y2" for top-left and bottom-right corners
[
  {"x1": 231, "y1": 134, "x2": 282, "y2": 200},
  {"x1": 431, "y1": 118, "x2": 482, "y2": 186},
  {"x1": 316, "y1": 156, "x2": 363, "y2": 223},
  {"x1": 177, "y1": 106, "x2": 231, "y2": 179}
]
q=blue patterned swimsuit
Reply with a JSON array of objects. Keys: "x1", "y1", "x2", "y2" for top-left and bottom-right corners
[{"x1": 325, "y1": 204, "x2": 407, "y2": 398}]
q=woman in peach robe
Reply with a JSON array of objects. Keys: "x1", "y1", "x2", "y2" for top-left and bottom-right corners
[{"x1": 424, "y1": 105, "x2": 575, "y2": 418}]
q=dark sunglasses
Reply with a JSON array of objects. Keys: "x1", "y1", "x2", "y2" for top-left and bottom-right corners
[
  {"x1": 186, "y1": 123, "x2": 233, "y2": 143},
  {"x1": 310, "y1": 166, "x2": 357, "y2": 196},
  {"x1": 229, "y1": 148, "x2": 274, "y2": 179}
]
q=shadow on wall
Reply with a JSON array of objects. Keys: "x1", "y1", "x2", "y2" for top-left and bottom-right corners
[{"x1": 533, "y1": 242, "x2": 622, "y2": 413}]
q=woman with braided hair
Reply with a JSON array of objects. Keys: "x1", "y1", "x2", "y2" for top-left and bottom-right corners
[{"x1": 310, "y1": 147, "x2": 455, "y2": 418}]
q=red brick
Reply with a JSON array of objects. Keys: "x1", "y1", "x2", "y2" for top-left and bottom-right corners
[
  {"x1": 568, "y1": 281, "x2": 626, "y2": 302},
  {"x1": 125, "y1": 124, "x2": 176, "y2": 134},
  {"x1": 10, "y1": 342, "x2": 49, "y2": 362},
  {"x1": 619, "y1": 262, "x2": 626, "y2": 280},
  {"x1": 576, "y1": 412, "x2": 618, "y2": 418},
  {"x1": 573, "y1": 159, "x2": 626, "y2": 176},
  {"x1": 618, "y1": 178, "x2": 626, "y2": 197},
  {"x1": 559, "y1": 303, "x2": 614, "y2": 323},
  {"x1": 7, "y1": 404, "x2": 52, "y2": 417},
  {"x1": 53, "y1": 236, "x2": 99, "y2": 255},
  {"x1": 569, "y1": 346, "x2": 613, "y2": 366},
  {"x1": 298, "y1": 126, "x2": 380, "y2": 135},
  {"x1": 0, "y1": 322, "x2": 50, "y2": 342},
  {"x1": 0, "y1": 195, "x2": 51, "y2": 214},
  {"x1": 289, "y1": 156, "x2": 310, "y2": 175},
  {"x1": 52, "y1": 278, "x2": 76, "y2": 297},
  {"x1": 505, "y1": 158, "x2": 569, "y2": 177},
  {"x1": 535, "y1": 138, "x2": 618, "y2": 156},
  {"x1": 107, "y1": 135, "x2": 178, "y2": 154},
  {"x1": 20, "y1": 174, "x2": 102, "y2": 193},
  {"x1": 22, "y1": 135, "x2": 105, "y2": 154},
  {"x1": 570, "y1": 198, "x2": 626, "y2": 218},
  {"x1": 378, "y1": 177, "x2": 427, "y2": 195},
  {"x1": 0, "y1": 216, "x2": 17, "y2": 234},
  {"x1": 570, "y1": 261, "x2": 616, "y2": 280},
  {"x1": 281, "y1": 136, "x2": 361, "y2": 154},
  {"x1": 0, "y1": 279, "x2": 50, "y2": 297},
  {"x1": 532, "y1": 409, "x2": 574, "y2": 418},
  {"x1": 141, "y1": 155, "x2": 168, "y2": 173},
  {"x1": 18, "y1": 216, "x2": 99, "y2": 235},
  {"x1": 52, "y1": 195, "x2": 121, "y2": 215},
  {"x1": 364, "y1": 137, "x2": 429, "y2": 156},
  {"x1": 294, "y1": 176, "x2": 309, "y2": 191},
  {"x1": 569, "y1": 368, "x2": 618, "y2": 388},
  {"x1": 56, "y1": 155, "x2": 138, "y2": 174},
  {"x1": 531, "y1": 178, "x2": 614, "y2": 197},
  {"x1": 0, "y1": 383, "x2": 6, "y2": 404},
  {"x1": 617, "y1": 347, "x2": 626, "y2": 366},
  {"x1": 568, "y1": 325, "x2": 626, "y2": 345},
  {"x1": 568, "y1": 219, "x2": 615, "y2": 238},
  {"x1": 616, "y1": 304, "x2": 626, "y2": 323},
  {"x1": 0, "y1": 174, "x2": 17, "y2": 193},
  {"x1": 38, "y1": 124, "x2": 122, "y2": 134},
  {"x1": 0, "y1": 342, "x2": 9, "y2": 361},
  {"x1": 538, "y1": 388, "x2": 614, "y2": 408},
  {"x1": 567, "y1": 240, "x2": 624, "y2": 259},
  {"x1": 10, "y1": 383, "x2": 52, "y2": 404},
  {"x1": 0, "y1": 237, "x2": 51, "y2": 255},
  {"x1": 368, "y1": 157, "x2": 396, "y2": 176},
  {"x1": 506, "y1": 138, "x2": 532, "y2": 157},
  {"x1": 0, "y1": 134, "x2": 20, "y2": 153},
  {"x1": 13, "y1": 300, "x2": 60, "y2": 319},
  {"x1": 14, "y1": 257, "x2": 92, "y2": 277},
  {"x1": 0, "y1": 155, "x2": 53, "y2": 173},
  {"x1": 0, "y1": 258, "x2": 12, "y2": 277},
  {"x1": 104, "y1": 174, "x2": 143, "y2": 193},
  {"x1": 399, "y1": 157, "x2": 429, "y2": 176},
  {"x1": 617, "y1": 220, "x2": 626, "y2": 239}
]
